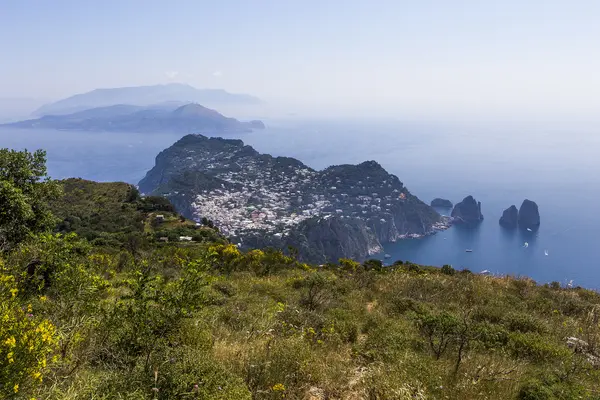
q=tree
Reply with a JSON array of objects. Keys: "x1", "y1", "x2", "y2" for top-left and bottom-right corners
[{"x1": 0, "y1": 149, "x2": 60, "y2": 249}]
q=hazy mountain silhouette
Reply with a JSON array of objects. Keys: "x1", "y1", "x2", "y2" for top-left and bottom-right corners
[
  {"x1": 6, "y1": 103, "x2": 265, "y2": 134},
  {"x1": 32, "y1": 83, "x2": 263, "y2": 116}
]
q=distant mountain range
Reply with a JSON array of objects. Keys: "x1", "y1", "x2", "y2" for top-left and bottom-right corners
[
  {"x1": 4, "y1": 103, "x2": 266, "y2": 134},
  {"x1": 32, "y1": 83, "x2": 263, "y2": 117}
]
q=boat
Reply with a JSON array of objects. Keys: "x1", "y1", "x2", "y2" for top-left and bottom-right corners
[
  {"x1": 384, "y1": 253, "x2": 391, "y2": 259},
  {"x1": 523, "y1": 242, "x2": 529, "y2": 248},
  {"x1": 465, "y1": 249, "x2": 473, "y2": 253},
  {"x1": 527, "y1": 228, "x2": 532, "y2": 232},
  {"x1": 544, "y1": 250, "x2": 549, "y2": 256}
]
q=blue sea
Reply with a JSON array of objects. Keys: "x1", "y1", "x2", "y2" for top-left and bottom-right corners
[{"x1": 2, "y1": 119, "x2": 600, "y2": 289}]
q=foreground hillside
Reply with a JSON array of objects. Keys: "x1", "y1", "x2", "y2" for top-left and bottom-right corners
[{"x1": 2, "y1": 150, "x2": 600, "y2": 399}]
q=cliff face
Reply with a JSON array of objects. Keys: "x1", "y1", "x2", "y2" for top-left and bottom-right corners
[
  {"x1": 451, "y1": 195, "x2": 483, "y2": 224},
  {"x1": 139, "y1": 134, "x2": 444, "y2": 262},
  {"x1": 242, "y1": 216, "x2": 381, "y2": 263},
  {"x1": 518, "y1": 199, "x2": 540, "y2": 230},
  {"x1": 499, "y1": 205, "x2": 519, "y2": 229}
]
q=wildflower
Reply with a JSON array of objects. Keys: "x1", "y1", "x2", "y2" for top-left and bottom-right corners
[
  {"x1": 272, "y1": 383, "x2": 286, "y2": 392},
  {"x1": 4, "y1": 336, "x2": 16, "y2": 347},
  {"x1": 13, "y1": 384, "x2": 19, "y2": 393},
  {"x1": 39, "y1": 295, "x2": 47, "y2": 302},
  {"x1": 7, "y1": 352, "x2": 14, "y2": 363},
  {"x1": 10, "y1": 288, "x2": 18, "y2": 297}
]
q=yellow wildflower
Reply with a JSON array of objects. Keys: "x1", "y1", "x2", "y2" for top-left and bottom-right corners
[
  {"x1": 7, "y1": 352, "x2": 14, "y2": 363},
  {"x1": 272, "y1": 383, "x2": 286, "y2": 391},
  {"x1": 4, "y1": 336, "x2": 16, "y2": 347},
  {"x1": 10, "y1": 288, "x2": 18, "y2": 297},
  {"x1": 39, "y1": 295, "x2": 47, "y2": 302},
  {"x1": 13, "y1": 384, "x2": 18, "y2": 393}
]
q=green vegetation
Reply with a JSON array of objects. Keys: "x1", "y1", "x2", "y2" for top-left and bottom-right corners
[
  {"x1": 1, "y1": 149, "x2": 600, "y2": 399},
  {"x1": 49, "y1": 178, "x2": 225, "y2": 247},
  {"x1": 0, "y1": 149, "x2": 60, "y2": 249}
]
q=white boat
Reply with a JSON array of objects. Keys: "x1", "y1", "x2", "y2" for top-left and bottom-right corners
[
  {"x1": 465, "y1": 249, "x2": 473, "y2": 253},
  {"x1": 527, "y1": 228, "x2": 532, "y2": 232},
  {"x1": 544, "y1": 250, "x2": 549, "y2": 256},
  {"x1": 523, "y1": 242, "x2": 529, "y2": 248}
]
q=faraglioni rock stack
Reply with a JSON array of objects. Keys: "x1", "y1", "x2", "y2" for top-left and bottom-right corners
[
  {"x1": 499, "y1": 205, "x2": 519, "y2": 229},
  {"x1": 518, "y1": 199, "x2": 540, "y2": 230},
  {"x1": 451, "y1": 195, "x2": 483, "y2": 224},
  {"x1": 431, "y1": 198, "x2": 453, "y2": 208}
]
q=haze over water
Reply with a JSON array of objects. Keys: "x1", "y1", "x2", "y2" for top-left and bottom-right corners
[{"x1": 2, "y1": 119, "x2": 600, "y2": 288}]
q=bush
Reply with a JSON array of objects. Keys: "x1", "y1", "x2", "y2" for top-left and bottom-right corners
[
  {"x1": 0, "y1": 261, "x2": 57, "y2": 398},
  {"x1": 508, "y1": 332, "x2": 570, "y2": 362},
  {"x1": 441, "y1": 264, "x2": 456, "y2": 275}
]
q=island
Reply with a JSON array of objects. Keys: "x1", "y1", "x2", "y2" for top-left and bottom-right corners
[
  {"x1": 431, "y1": 198, "x2": 453, "y2": 208},
  {"x1": 499, "y1": 205, "x2": 519, "y2": 229},
  {"x1": 518, "y1": 199, "x2": 541, "y2": 230},
  {"x1": 451, "y1": 195, "x2": 483, "y2": 224},
  {"x1": 3, "y1": 103, "x2": 266, "y2": 134}
]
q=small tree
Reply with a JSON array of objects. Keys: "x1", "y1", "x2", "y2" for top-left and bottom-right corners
[{"x1": 0, "y1": 149, "x2": 60, "y2": 249}]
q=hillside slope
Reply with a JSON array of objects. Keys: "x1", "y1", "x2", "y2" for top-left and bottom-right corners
[{"x1": 49, "y1": 178, "x2": 225, "y2": 245}]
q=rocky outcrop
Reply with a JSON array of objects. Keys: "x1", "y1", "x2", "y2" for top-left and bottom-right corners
[
  {"x1": 431, "y1": 198, "x2": 453, "y2": 208},
  {"x1": 451, "y1": 195, "x2": 483, "y2": 224},
  {"x1": 139, "y1": 134, "x2": 446, "y2": 262},
  {"x1": 518, "y1": 199, "x2": 540, "y2": 230},
  {"x1": 499, "y1": 205, "x2": 518, "y2": 229}
]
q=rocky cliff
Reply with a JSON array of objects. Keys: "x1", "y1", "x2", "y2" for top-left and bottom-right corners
[
  {"x1": 139, "y1": 134, "x2": 447, "y2": 262},
  {"x1": 451, "y1": 195, "x2": 483, "y2": 224},
  {"x1": 518, "y1": 199, "x2": 540, "y2": 230},
  {"x1": 499, "y1": 205, "x2": 519, "y2": 229}
]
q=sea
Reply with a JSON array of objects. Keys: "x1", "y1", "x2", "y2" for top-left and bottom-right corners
[{"x1": 2, "y1": 119, "x2": 600, "y2": 289}]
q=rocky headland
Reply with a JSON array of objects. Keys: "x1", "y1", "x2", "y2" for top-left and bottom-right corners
[{"x1": 139, "y1": 134, "x2": 450, "y2": 262}]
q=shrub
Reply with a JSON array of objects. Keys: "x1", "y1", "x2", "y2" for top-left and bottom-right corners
[
  {"x1": 0, "y1": 261, "x2": 58, "y2": 398},
  {"x1": 415, "y1": 311, "x2": 460, "y2": 359},
  {"x1": 441, "y1": 264, "x2": 456, "y2": 275},
  {"x1": 508, "y1": 332, "x2": 570, "y2": 362}
]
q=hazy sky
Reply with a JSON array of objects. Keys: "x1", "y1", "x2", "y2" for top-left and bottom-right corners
[{"x1": 1, "y1": 0, "x2": 600, "y2": 118}]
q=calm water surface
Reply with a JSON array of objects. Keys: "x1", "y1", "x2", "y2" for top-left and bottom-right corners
[{"x1": 2, "y1": 120, "x2": 599, "y2": 288}]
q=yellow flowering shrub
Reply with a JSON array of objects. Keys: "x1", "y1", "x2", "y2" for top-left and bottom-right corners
[{"x1": 0, "y1": 261, "x2": 57, "y2": 398}]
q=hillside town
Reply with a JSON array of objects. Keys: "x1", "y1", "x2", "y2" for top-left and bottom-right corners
[{"x1": 145, "y1": 135, "x2": 451, "y2": 244}]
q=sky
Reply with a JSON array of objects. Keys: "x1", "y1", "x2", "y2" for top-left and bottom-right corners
[{"x1": 1, "y1": 0, "x2": 600, "y2": 119}]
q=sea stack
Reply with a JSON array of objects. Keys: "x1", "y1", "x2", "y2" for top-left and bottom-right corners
[
  {"x1": 518, "y1": 199, "x2": 540, "y2": 230},
  {"x1": 499, "y1": 205, "x2": 519, "y2": 229},
  {"x1": 431, "y1": 198, "x2": 453, "y2": 208},
  {"x1": 451, "y1": 195, "x2": 483, "y2": 224}
]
